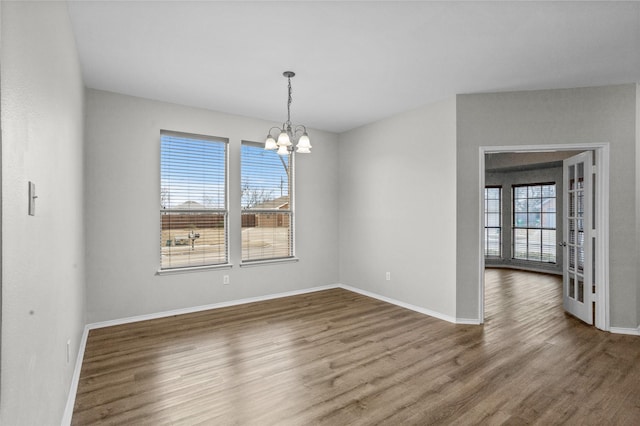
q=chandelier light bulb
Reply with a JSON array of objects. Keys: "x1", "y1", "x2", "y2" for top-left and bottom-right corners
[
  {"x1": 277, "y1": 131, "x2": 291, "y2": 147},
  {"x1": 264, "y1": 135, "x2": 277, "y2": 150},
  {"x1": 277, "y1": 145, "x2": 289, "y2": 156},
  {"x1": 296, "y1": 132, "x2": 311, "y2": 152}
]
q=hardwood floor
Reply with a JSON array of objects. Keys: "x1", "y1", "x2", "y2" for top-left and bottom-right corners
[{"x1": 72, "y1": 270, "x2": 640, "y2": 425}]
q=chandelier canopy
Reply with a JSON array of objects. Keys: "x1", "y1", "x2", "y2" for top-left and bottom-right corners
[{"x1": 264, "y1": 71, "x2": 311, "y2": 155}]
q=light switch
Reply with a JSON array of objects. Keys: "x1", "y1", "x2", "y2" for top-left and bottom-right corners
[{"x1": 28, "y1": 181, "x2": 37, "y2": 216}]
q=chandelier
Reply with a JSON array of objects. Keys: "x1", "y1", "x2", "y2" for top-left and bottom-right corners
[{"x1": 264, "y1": 71, "x2": 312, "y2": 155}]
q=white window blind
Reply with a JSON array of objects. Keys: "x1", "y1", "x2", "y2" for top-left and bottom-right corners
[
  {"x1": 160, "y1": 131, "x2": 228, "y2": 269},
  {"x1": 513, "y1": 183, "x2": 556, "y2": 263},
  {"x1": 241, "y1": 141, "x2": 293, "y2": 262}
]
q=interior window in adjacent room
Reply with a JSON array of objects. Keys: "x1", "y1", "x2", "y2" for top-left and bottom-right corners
[
  {"x1": 512, "y1": 183, "x2": 557, "y2": 263},
  {"x1": 485, "y1": 186, "x2": 502, "y2": 257}
]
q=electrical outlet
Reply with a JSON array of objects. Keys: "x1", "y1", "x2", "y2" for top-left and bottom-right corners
[
  {"x1": 386, "y1": 272, "x2": 391, "y2": 281},
  {"x1": 223, "y1": 275, "x2": 230, "y2": 285}
]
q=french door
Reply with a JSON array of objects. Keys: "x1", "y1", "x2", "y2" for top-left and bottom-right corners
[{"x1": 562, "y1": 151, "x2": 593, "y2": 324}]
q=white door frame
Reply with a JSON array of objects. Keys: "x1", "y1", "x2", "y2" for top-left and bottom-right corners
[{"x1": 478, "y1": 143, "x2": 610, "y2": 331}]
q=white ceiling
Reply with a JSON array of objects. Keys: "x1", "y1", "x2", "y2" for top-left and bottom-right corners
[{"x1": 67, "y1": 1, "x2": 640, "y2": 134}]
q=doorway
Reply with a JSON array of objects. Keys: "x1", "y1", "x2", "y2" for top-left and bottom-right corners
[{"x1": 479, "y1": 144, "x2": 610, "y2": 331}]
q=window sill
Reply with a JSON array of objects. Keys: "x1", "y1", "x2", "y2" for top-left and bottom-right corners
[
  {"x1": 510, "y1": 258, "x2": 557, "y2": 265},
  {"x1": 240, "y1": 257, "x2": 299, "y2": 268},
  {"x1": 156, "y1": 263, "x2": 233, "y2": 276}
]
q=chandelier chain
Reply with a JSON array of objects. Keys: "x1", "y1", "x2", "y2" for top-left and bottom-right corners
[{"x1": 287, "y1": 76, "x2": 293, "y2": 125}]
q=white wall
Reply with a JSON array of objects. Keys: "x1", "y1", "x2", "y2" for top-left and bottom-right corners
[
  {"x1": 84, "y1": 89, "x2": 339, "y2": 322},
  {"x1": 338, "y1": 98, "x2": 457, "y2": 320},
  {"x1": 1, "y1": 1, "x2": 86, "y2": 424},
  {"x1": 457, "y1": 84, "x2": 638, "y2": 328}
]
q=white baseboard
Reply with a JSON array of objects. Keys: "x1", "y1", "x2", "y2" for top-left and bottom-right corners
[
  {"x1": 455, "y1": 318, "x2": 482, "y2": 325},
  {"x1": 339, "y1": 284, "x2": 459, "y2": 324},
  {"x1": 61, "y1": 324, "x2": 90, "y2": 426},
  {"x1": 87, "y1": 283, "x2": 462, "y2": 331},
  {"x1": 609, "y1": 326, "x2": 640, "y2": 336},
  {"x1": 87, "y1": 283, "x2": 341, "y2": 330}
]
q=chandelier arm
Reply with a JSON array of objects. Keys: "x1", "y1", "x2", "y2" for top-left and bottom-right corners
[{"x1": 268, "y1": 126, "x2": 283, "y2": 138}]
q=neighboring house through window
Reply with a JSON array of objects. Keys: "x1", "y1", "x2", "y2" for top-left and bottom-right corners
[
  {"x1": 241, "y1": 141, "x2": 294, "y2": 262},
  {"x1": 160, "y1": 130, "x2": 228, "y2": 269},
  {"x1": 513, "y1": 183, "x2": 556, "y2": 263},
  {"x1": 485, "y1": 186, "x2": 502, "y2": 257}
]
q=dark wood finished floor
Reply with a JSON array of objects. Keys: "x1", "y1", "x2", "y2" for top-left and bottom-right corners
[{"x1": 72, "y1": 270, "x2": 640, "y2": 425}]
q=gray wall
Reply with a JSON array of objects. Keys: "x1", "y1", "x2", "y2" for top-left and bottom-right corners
[
  {"x1": 457, "y1": 84, "x2": 638, "y2": 328},
  {"x1": 1, "y1": 2, "x2": 86, "y2": 424},
  {"x1": 85, "y1": 90, "x2": 339, "y2": 322},
  {"x1": 485, "y1": 164, "x2": 564, "y2": 275},
  {"x1": 338, "y1": 98, "x2": 458, "y2": 320}
]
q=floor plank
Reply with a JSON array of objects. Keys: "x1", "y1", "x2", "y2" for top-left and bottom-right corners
[{"x1": 72, "y1": 270, "x2": 640, "y2": 425}]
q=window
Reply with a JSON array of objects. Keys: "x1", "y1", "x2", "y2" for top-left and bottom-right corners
[
  {"x1": 241, "y1": 141, "x2": 293, "y2": 262},
  {"x1": 484, "y1": 186, "x2": 501, "y2": 257},
  {"x1": 160, "y1": 131, "x2": 228, "y2": 269},
  {"x1": 513, "y1": 183, "x2": 556, "y2": 263}
]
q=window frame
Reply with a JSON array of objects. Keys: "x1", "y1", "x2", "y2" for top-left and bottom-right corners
[
  {"x1": 240, "y1": 140, "x2": 296, "y2": 264},
  {"x1": 512, "y1": 182, "x2": 557, "y2": 263},
  {"x1": 158, "y1": 130, "x2": 230, "y2": 273},
  {"x1": 484, "y1": 186, "x2": 502, "y2": 258}
]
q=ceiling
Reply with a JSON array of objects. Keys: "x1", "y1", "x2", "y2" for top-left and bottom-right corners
[{"x1": 67, "y1": 1, "x2": 640, "y2": 134}]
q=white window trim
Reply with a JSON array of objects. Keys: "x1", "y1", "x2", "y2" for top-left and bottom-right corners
[
  {"x1": 239, "y1": 257, "x2": 299, "y2": 268},
  {"x1": 160, "y1": 130, "x2": 229, "y2": 270},
  {"x1": 240, "y1": 140, "x2": 296, "y2": 263},
  {"x1": 156, "y1": 263, "x2": 233, "y2": 275}
]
